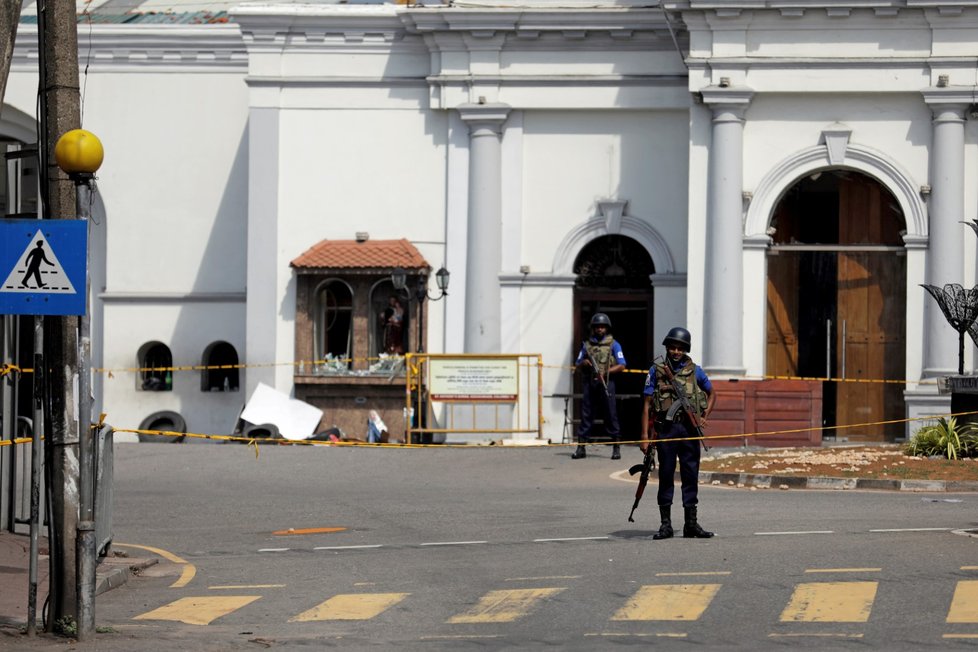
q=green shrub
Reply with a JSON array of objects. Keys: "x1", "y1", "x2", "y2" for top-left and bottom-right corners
[{"x1": 904, "y1": 417, "x2": 978, "y2": 459}]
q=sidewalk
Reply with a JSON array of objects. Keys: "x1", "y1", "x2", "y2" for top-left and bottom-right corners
[
  {"x1": 0, "y1": 530, "x2": 155, "y2": 632},
  {"x1": 698, "y1": 470, "x2": 978, "y2": 492}
]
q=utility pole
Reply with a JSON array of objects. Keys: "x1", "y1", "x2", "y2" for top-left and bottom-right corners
[{"x1": 37, "y1": 0, "x2": 82, "y2": 630}]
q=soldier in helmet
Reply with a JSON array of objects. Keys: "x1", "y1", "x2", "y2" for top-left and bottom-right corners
[
  {"x1": 572, "y1": 312, "x2": 627, "y2": 460},
  {"x1": 639, "y1": 327, "x2": 717, "y2": 539}
]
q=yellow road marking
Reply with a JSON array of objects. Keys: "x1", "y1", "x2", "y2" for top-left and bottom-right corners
[
  {"x1": 962, "y1": 566, "x2": 978, "y2": 571},
  {"x1": 656, "y1": 572, "x2": 731, "y2": 577},
  {"x1": 505, "y1": 576, "x2": 581, "y2": 581},
  {"x1": 209, "y1": 584, "x2": 285, "y2": 590},
  {"x1": 113, "y1": 542, "x2": 197, "y2": 588},
  {"x1": 780, "y1": 582, "x2": 877, "y2": 622},
  {"x1": 944, "y1": 634, "x2": 978, "y2": 639},
  {"x1": 448, "y1": 588, "x2": 564, "y2": 624},
  {"x1": 172, "y1": 564, "x2": 196, "y2": 588},
  {"x1": 611, "y1": 584, "x2": 721, "y2": 621},
  {"x1": 113, "y1": 542, "x2": 186, "y2": 564},
  {"x1": 805, "y1": 568, "x2": 881, "y2": 574},
  {"x1": 947, "y1": 581, "x2": 978, "y2": 623},
  {"x1": 134, "y1": 596, "x2": 259, "y2": 625},
  {"x1": 290, "y1": 593, "x2": 410, "y2": 622}
]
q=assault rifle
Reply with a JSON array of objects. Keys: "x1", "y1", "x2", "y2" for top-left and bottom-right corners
[
  {"x1": 659, "y1": 357, "x2": 710, "y2": 452},
  {"x1": 627, "y1": 441, "x2": 655, "y2": 522},
  {"x1": 582, "y1": 342, "x2": 610, "y2": 399}
]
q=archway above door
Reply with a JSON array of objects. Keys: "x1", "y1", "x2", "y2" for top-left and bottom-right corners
[
  {"x1": 553, "y1": 202, "x2": 677, "y2": 277},
  {"x1": 745, "y1": 143, "x2": 927, "y2": 242}
]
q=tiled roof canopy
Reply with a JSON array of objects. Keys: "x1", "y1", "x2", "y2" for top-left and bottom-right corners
[{"x1": 290, "y1": 238, "x2": 430, "y2": 272}]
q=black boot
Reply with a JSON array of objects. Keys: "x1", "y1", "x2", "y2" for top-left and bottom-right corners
[
  {"x1": 611, "y1": 444, "x2": 621, "y2": 460},
  {"x1": 652, "y1": 505, "x2": 673, "y2": 540},
  {"x1": 571, "y1": 445, "x2": 587, "y2": 459},
  {"x1": 683, "y1": 505, "x2": 714, "y2": 538}
]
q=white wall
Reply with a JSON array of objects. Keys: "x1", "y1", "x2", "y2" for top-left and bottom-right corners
[
  {"x1": 101, "y1": 301, "x2": 246, "y2": 440},
  {"x1": 6, "y1": 24, "x2": 251, "y2": 439}
]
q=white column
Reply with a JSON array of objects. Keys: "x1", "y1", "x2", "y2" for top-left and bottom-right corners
[
  {"x1": 921, "y1": 91, "x2": 968, "y2": 378},
  {"x1": 245, "y1": 107, "x2": 280, "y2": 393},
  {"x1": 700, "y1": 87, "x2": 753, "y2": 376},
  {"x1": 458, "y1": 103, "x2": 510, "y2": 354}
]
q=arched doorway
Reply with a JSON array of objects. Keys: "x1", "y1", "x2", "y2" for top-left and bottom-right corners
[
  {"x1": 766, "y1": 170, "x2": 906, "y2": 441},
  {"x1": 574, "y1": 235, "x2": 655, "y2": 442}
]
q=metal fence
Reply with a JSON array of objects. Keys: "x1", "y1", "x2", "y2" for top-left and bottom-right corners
[
  {"x1": 94, "y1": 425, "x2": 113, "y2": 555},
  {"x1": 2, "y1": 420, "x2": 113, "y2": 557}
]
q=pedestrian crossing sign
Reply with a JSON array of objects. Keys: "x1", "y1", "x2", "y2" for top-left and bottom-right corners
[{"x1": 0, "y1": 219, "x2": 87, "y2": 316}]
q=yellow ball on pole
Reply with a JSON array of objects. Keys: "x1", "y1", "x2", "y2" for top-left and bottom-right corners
[{"x1": 54, "y1": 129, "x2": 104, "y2": 175}]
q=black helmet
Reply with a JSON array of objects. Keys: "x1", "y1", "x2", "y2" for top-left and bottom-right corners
[
  {"x1": 590, "y1": 313, "x2": 612, "y2": 329},
  {"x1": 662, "y1": 326, "x2": 691, "y2": 352}
]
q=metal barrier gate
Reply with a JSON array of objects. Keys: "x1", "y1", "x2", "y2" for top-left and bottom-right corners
[{"x1": 405, "y1": 353, "x2": 543, "y2": 443}]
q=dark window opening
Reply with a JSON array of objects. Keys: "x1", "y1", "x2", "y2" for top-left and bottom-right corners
[
  {"x1": 574, "y1": 234, "x2": 654, "y2": 289},
  {"x1": 315, "y1": 280, "x2": 354, "y2": 371},
  {"x1": 201, "y1": 341, "x2": 239, "y2": 392},
  {"x1": 139, "y1": 342, "x2": 173, "y2": 391}
]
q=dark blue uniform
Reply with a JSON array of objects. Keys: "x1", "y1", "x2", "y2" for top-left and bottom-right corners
[
  {"x1": 643, "y1": 360, "x2": 712, "y2": 507},
  {"x1": 575, "y1": 339, "x2": 626, "y2": 443}
]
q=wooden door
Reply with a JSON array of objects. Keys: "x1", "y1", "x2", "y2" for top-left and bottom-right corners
[
  {"x1": 836, "y1": 178, "x2": 905, "y2": 440},
  {"x1": 766, "y1": 174, "x2": 906, "y2": 442},
  {"x1": 766, "y1": 254, "x2": 800, "y2": 377}
]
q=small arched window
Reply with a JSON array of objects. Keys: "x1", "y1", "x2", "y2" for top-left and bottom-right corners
[
  {"x1": 314, "y1": 279, "x2": 353, "y2": 371},
  {"x1": 201, "y1": 341, "x2": 239, "y2": 392},
  {"x1": 138, "y1": 341, "x2": 172, "y2": 391}
]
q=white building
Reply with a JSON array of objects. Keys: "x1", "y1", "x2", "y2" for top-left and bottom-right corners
[{"x1": 2, "y1": 0, "x2": 974, "y2": 444}]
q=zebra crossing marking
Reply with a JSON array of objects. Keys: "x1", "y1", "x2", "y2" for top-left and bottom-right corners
[
  {"x1": 209, "y1": 584, "x2": 285, "y2": 590},
  {"x1": 133, "y1": 596, "x2": 260, "y2": 625},
  {"x1": 779, "y1": 581, "x2": 877, "y2": 623},
  {"x1": 447, "y1": 588, "x2": 564, "y2": 623},
  {"x1": 611, "y1": 584, "x2": 722, "y2": 621},
  {"x1": 128, "y1": 577, "x2": 978, "y2": 633},
  {"x1": 947, "y1": 580, "x2": 978, "y2": 623},
  {"x1": 289, "y1": 593, "x2": 410, "y2": 622}
]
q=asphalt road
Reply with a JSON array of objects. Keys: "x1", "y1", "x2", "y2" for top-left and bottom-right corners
[{"x1": 23, "y1": 443, "x2": 978, "y2": 650}]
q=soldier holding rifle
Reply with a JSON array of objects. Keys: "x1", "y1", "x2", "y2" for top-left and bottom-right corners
[
  {"x1": 640, "y1": 327, "x2": 717, "y2": 539},
  {"x1": 572, "y1": 313, "x2": 626, "y2": 460}
]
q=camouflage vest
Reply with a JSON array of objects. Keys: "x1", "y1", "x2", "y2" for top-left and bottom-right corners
[
  {"x1": 652, "y1": 356, "x2": 708, "y2": 416},
  {"x1": 584, "y1": 335, "x2": 615, "y2": 377}
]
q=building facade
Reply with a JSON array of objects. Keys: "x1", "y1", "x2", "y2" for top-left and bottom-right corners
[{"x1": 1, "y1": 0, "x2": 975, "y2": 443}]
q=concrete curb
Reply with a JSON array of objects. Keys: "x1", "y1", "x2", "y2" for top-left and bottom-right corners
[
  {"x1": 699, "y1": 471, "x2": 978, "y2": 492},
  {"x1": 94, "y1": 557, "x2": 157, "y2": 596}
]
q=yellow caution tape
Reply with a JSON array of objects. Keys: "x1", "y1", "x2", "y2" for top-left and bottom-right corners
[{"x1": 84, "y1": 409, "x2": 978, "y2": 454}]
